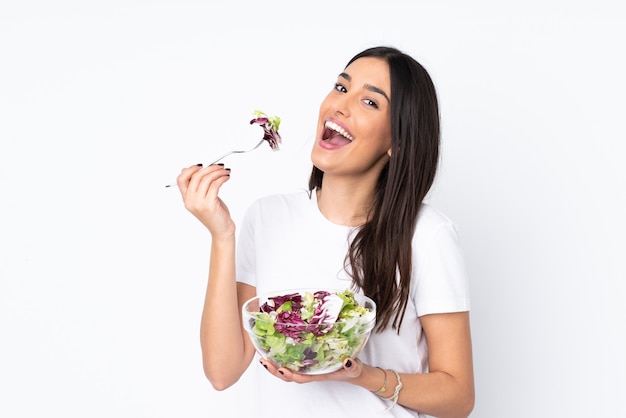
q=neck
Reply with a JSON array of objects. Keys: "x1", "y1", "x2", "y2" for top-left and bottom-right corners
[{"x1": 316, "y1": 176, "x2": 378, "y2": 226}]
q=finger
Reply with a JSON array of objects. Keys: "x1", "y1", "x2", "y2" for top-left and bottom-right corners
[
  {"x1": 259, "y1": 358, "x2": 288, "y2": 381},
  {"x1": 187, "y1": 164, "x2": 227, "y2": 197},
  {"x1": 176, "y1": 163, "x2": 203, "y2": 196},
  {"x1": 196, "y1": 166, "x2": 231, "y2": 201},
  {"x1": 259, "y1": 358, "x2": 312, "y2": 383},
  {"x1": 341, "y1": 357, "x2": 363, "y2": 378},
  {"x1": 275, "y1": 367, "x2": 314, "y2": 384}
]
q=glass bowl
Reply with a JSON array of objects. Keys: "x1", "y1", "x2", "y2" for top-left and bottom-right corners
[{"x1": 242, "y1": 288, "x2": 376, "y2": 375}]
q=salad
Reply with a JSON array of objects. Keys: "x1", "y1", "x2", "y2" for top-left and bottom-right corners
[
  {"x1": 245, "y1": 289, "x2": 376, "y2": 374},
  {"x1": 250, "y1": 110, "x2": 281, "y2": 151}
]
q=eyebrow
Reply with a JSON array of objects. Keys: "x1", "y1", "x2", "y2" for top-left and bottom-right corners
[{"x1": 339, "y1": 72, "x2": 390, "y2": 103}]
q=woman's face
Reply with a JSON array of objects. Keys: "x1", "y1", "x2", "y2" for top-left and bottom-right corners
[{"x1": 311, "y1": 56, "x2": 392, "y2": 180}]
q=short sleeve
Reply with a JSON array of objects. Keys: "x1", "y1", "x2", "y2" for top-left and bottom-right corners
[
  {"x1": 235, "y1": 201, "x2": 258, "y2": 287},
  {"x1": 414, "y1": 222, "x2": 471, "y2": 317}
]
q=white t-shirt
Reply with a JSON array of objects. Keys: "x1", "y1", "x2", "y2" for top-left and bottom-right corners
[{"x1": 236, "y1": 189, "x2": 470, "y2": 418}]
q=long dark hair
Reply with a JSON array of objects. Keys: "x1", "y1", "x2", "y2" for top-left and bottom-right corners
[{"x1": 308, "y1": 46, "x2": 440, "y2": 332}]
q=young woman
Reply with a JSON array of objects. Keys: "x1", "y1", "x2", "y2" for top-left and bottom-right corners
[{"x1": 176, "y1": 46, "x2": 474, "y2": 418}]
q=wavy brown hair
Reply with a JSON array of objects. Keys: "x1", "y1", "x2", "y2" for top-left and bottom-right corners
[{"x1": 308, "y1": 46, "x2": 440, "y2": 332}]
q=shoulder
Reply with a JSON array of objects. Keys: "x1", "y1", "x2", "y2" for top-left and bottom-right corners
[
  {"x1": 415, "y1": 203, "x2": 458, "y2": 234},
  {"x1": 245, "y1": 189, "x2": 313, "y2": 218},
  {"x1": 252, "y1": 188, "x2": 312, "y2": 208},
  {"x1": 413, "y1": 204, "x2": 462, "y2": 250}
]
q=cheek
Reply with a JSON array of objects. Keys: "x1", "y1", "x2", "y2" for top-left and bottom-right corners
[
  {"x1": 318, "y1": 93, "x2": 335, "y2": 117},
  {"x1": 361, "y1": 121, "x2": 391, "y2": 151},
  {"x1": 376, "y1": 120, "x2": 392, "y2": 149}
]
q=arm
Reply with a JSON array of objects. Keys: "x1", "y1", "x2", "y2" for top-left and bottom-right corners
[
  {"x1": 177, "y1": 164, "x2": 257, "y2": 390},
  {"x1": 393, "y1": 311, "x2": 475, "y2": 417},
  {"x1": 199, "y1": 250, "x2": 257, "y2": 390},
  {"x1": 262, "y1": 311, "x2": 474, "y2": 418}
]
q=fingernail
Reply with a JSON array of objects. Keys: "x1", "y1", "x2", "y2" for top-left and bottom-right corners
[
  {"x1": 196, "y1": 163, "x2": 203, "y2": 167},
  {"x1": 217, "y1": 163, "x2": 225, "y2": 166},
  {"x1": 345, "y1": 360, "x2": 353, "y2": 368},
  {"x1": 260, "y1": 360, "x2": 267, "y2": 369},
  {"x1": 278, "y1": 370, "x2": 284, "y2": 375}
]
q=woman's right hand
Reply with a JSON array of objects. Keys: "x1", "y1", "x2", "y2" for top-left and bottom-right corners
[{"x1": 176, "y1": 164, "x2": 235, "y2": 238}]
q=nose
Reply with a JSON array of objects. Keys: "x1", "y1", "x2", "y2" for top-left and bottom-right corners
[{"x1": 332, "y1": 92, "x2": 352, "y2": 117}]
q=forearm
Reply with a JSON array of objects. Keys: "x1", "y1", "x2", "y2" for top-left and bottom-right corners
[
  {"x1": 200, "y1": 236, "x2": 250, "y2": 390},
  {"x1": 393, "y1": 369, "x2": 474, "y2": 418},
  {"x1": 353, "y1": 365, "x2": 473, "y2": 418}
]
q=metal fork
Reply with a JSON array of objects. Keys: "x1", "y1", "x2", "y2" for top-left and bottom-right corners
[{"x1": 164, "y1": 139, "x2": 266, "y2": 188}]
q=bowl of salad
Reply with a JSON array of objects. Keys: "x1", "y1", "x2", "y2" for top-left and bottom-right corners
[{"x1": 242, "y1": 288, "x2": 376, "y2": 375}]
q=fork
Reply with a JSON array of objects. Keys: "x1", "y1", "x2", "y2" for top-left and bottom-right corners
[{"x1": 164, "y1": 139, "x2": 266, "y2": 188}]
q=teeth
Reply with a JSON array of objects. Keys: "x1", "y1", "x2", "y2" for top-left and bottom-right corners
[{"x1": 325, "y1": 121, "x2": 353, "y2": 141}]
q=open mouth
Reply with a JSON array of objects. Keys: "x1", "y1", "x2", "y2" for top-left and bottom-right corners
[{"x1": 322, "y1": 121, "x2": 353, "y2": 146}]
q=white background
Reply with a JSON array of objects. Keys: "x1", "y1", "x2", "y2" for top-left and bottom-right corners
[{"x1": 1, "y1": 1, "x2": 624, "y2": 417}]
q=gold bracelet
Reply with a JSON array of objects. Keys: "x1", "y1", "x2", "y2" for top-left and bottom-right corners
[{"x1": 370, "y1": 367, "x2": 387, "y2": 394}]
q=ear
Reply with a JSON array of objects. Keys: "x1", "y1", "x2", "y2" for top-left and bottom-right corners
[{"x1": 387, "y1": 147, "x2": 392, "y2": 157}]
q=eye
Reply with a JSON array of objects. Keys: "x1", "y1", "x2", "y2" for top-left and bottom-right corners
[
  {"x1": 334, "y1": 83, "x2": 347, "y2": 93},
  {"x1": 363, "y1": 98, "x2": 379, "y2": 109}
]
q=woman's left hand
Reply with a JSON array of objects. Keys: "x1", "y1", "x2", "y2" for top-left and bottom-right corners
[{"x1": 258, "y1": 357, "x2": 363, "y2": 384}]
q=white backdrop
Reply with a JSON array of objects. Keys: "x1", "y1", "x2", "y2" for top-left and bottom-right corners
[{"x1": 1, "y1": 1, "x2": 624, "y2": 417}]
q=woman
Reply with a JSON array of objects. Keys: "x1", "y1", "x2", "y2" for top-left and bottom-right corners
[{"x1": 176, "y1": 46, "x2": 474, "y2": 418}]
